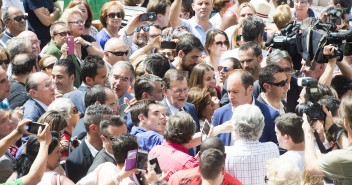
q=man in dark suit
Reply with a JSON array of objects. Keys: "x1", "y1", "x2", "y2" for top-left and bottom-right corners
[
  {"x1": 23, "y1": 72, "x2": 55, "y2": 121},
  {"x1": 87, "y1": 115, "x2": 128, "y2": 173},
  {"x1": 212, "y1": 70, "x2": 279, "y2": 146},
  {"x1": 162, "y1": 69, "x2": 200, "y2": 131},
  {"x1": 65, "y1": 104, "x2": 113, "y2": 183}
]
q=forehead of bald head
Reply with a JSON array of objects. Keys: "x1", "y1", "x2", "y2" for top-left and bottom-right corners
[
  {"x1": 17, "y1": 30, "x2": 38, "y2": 39},
  {"x1": 104, "y1": 38, "x2": 127, "y2": 51},
  {"x1": 227, "y1": 69, "x2": 254, "y2": 89},
  {"x1": 26, "y1": 72, "x2": 50, "y2": 91},
  {"x1": 3, "y1": 6, "x2": 22, "y2": 20}
]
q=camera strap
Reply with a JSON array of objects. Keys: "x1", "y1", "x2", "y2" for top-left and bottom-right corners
[{"x1": 313, "y1": 130, "x2": 328, "y2": 154}]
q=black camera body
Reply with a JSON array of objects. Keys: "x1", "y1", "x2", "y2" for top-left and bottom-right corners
[{"x1": 295, "y1": 77, "x2": 325, "y2": 122}]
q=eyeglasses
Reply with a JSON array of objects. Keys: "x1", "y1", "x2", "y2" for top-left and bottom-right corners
[
  {"x1": 68, "y1": 20, "x2": 85, "y2": 25},
  {"x1": 214, "y1": 41, "x2": 229, "y2": 47},
  {"x1": 53, "y1": 31, "x2": 72, "y2": 37},
  {"x1": 294, "y1": 0, "x2": 308, "y2": 3},
  {"x1": 282, "y1": 67, "x2": 293, "y2": 73},
  {"x1": 0, "y1": 59, "x2": 10, "y2": 65},
  {"x1": 267, "y1": 79, "x2": 288, "y2": 87},
  {"x1": 72, "y1": 105, "x2": 79, "y2": 114},
  {"x1": 171, "y1": 87, "x2": 189, "y2": 95},
  {"x1": 218, "y1": 66, "x2": 231, "y2": 72},
  {"x1": 108, "y1": 50, "x2": 128, "y2": 56},
  {"x1": 135, "y1": 26, "x2": 150, "y2": 32},
  {"x1": 43, "y1": 63, "x2": 55, "y2": 70},
  {"x1": 150, "y1": 34, "x2": 161, "y2": 39},
  {"x1": 103, "y1": 135, "x2": 115, "y2": 141},
  {"x1": 113, "y1": 75, "x2": 130, "y2": 82},
  {"x1": 236, "y1": 35, "x2": 242, "y2": 42},
  {"x1": 107, "y1": 12, "x2": 123, "y2": 19},
  {"x1": 10, "y1": 14, "x2": 28, "y2": 22}
]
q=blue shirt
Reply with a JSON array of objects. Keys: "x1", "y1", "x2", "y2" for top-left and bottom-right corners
[
  {"x1": 182, "y1": 17, "x2": 215, "y2": 46},
  {"x1": 130, "y1": 126, "x2": 164, "y2": 151}
]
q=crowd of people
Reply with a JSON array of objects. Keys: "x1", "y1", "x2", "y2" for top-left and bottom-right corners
[{"x1": 0, "y1": 0, "x2": 352, "y2": 184}]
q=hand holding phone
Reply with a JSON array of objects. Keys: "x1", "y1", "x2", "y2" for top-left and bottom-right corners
[
  {"x1": 139, "y1": 12, "x2": 157, "y2": 22},
  {"x1": 149, "y1": 157, "x2": 162, "y2": 174},
  {"x1": 66, "y1": 36, "x2": 74, "y2": 55},
  {"x1": 26, "y1": 122, "x2": 46, "y2": 134},
  {"x1": 136, "y1": 150, "x2": 148, "y2": 172}
]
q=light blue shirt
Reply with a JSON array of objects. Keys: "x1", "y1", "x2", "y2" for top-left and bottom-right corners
[{"x1": 182, "y1": 17, "x2": 215, "y2": 46}]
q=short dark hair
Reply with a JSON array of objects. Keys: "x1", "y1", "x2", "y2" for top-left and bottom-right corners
[
  {"x1": 259, "y1": 65, "x2": 284, "y2": 92},
  {"x1": 12, "y1": 53, "x2": 36, "y2": 76},
  {"x1": 81, "y1": 55, "x2": 105, "y2": 83},
  {"x1": 146, "y1": 0, "x2": 171, "y2": 15},
  {"x1": 84, "y1": 104, "x2": 113, "y2": 131},
  {"x1": 175, "y1": 34, "x2": 204, "y2": 56},
  {"x1": 319, "y1": 95, "x2": 341, "y2": 117},
  {"x1": 100, "y1": 115, "x2": 126, "y2": 136},
  {"x1": 163, "y1": 69, "x2": 186, "y2": 89},
  {"x1": 223, "y1": 57, "x2": 242, "y2": 70},
  {"x1": 111, "y1": 134, "x2": 139, "y2": 165},
  {"x1": 241, "y1": 16, "x2": 265, "y2": 42},
  {"x1": 228, "y1": 69, "x2": 254, "y2": 90},
  {"x1": 144, "y1": 53, "x2": 170, "y2": 78},
  {"x1": 238, "y1": 41, "x2": 262, "y2": 57},
  {"x1": 84, "y1": 85, "x2": 107, "y2": 108},
  {"x1": 275, "y1": 113, "x2": 304, "y2": 144},
  {"x1": 331, "y1": 75, "x2": 352, "y2": 99},
  {"x1": 55, "y1": 59, "x2": 76, "y2": 77},
  {"x1": 164, "y1": 111, "x2": 195, "y2": 144},
  {"x1": 134, "y1": 74, "x2": 163, "y2": 100},
  {"x1": 200, "y1": 137, "x2": 225, "y2": 153},
  {"x1": 199, "y1": 149, "x2": 225, "y2": 180},
  {"x1": 130, "y1": 99, "x2": 157, "y2": 126}
]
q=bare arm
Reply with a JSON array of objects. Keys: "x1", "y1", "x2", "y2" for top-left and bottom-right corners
[
  {"x1": 21, "y1": 124, "x2": 52, "y2": 185},
  {"x1": 75, "y1": 37, "x2": 104, "y2": 57},
  {"x1": 33, "y1": 6, "x2": 61, "y2": 27},
  {"x1": 336, "y1": 56, "x2": 352, "y2": 80},
  {"x1": 169, "y1": 0, "x2": 183, "y2": 28},
  {"x1": 319, "y1": 45, "x2": 337, "y2": 86},
  {"x1": 129, "y1": 36, "x2": 161, "y2": 63}
]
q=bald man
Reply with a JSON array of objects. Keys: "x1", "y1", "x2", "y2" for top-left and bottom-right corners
[
  {"x1": 17, "y1": 31, "x2": 41, "y2": 58},
  {"x1": 103, "y1": 37, "x2": 128, "y2": 74}
]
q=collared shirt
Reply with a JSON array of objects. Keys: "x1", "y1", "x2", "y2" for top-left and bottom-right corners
[
  {"x1": 148, "y1": 140, "x2": 199, "y2": 180},
  {"x1": 0, "y1": 31, "x2": 14, "y2": 47},
  {"x1": 33, "y1": 98, "x2": 48, "y2": 111},
  {"x1": 225, "y1": 139, "x2": 279, "y2": 185},
  {"x1": 230, "y1": 96, "x2": 255, "y2": 116},
  {"x1": 85, "y1": 137, "x2": 99, "y2": 157},
  {"x1": 165, "y1": 97, "x2": 181, "y2": 115},
  {"x1": 130, "y1": 126, "x2": 164, "y2": 151},
  {"x1": 182, "y1": 17, "x2": 215, "y2": 46}
]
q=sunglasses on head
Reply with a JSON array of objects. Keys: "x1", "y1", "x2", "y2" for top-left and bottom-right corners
[
  {"x1": 0, "y1": 59, "x2": 10, "y2": 65},
  {"x1": 43, "y1": 63, "x2": 55, "y2": 70},
  {"x1": 107, "y1": 12, "x2": 123, "y2": 19},
  {"x1": 135, "y1": 26, "x2": 150, "y2": 32},
  {"x1": 218, "y1": 66, "x2": 231, "y2": 72},
  {"x1": 267, "y1": 79, "x2": 288, "y2": 87},
  {"x1": 54, "y1": 31, "x2": 72, "y2": 37},
  {"x1": 108, "y1": 50, "x2": 129, "y2": 56},
  {"x1": 11, "y1": 14, "x2": 28, "y2": 22},
  {"x1": 72, "y1": 105, "x2": 79, "y2": 114},
  {"x1": 236, "y1": 35, "x2": 242, "y2": 42}
]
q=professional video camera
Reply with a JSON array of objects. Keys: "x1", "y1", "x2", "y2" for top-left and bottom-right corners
[{"x1": 295, "y1": 77, "x2": 325, "y2": 122}]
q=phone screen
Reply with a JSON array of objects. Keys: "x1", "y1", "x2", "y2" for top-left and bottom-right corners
[
  {"x1": 136, "y1": 150, "x2": 148, "y2": 171},
  {"x1": 149, "y1": 157, "x2": 162, "y2": 174},
  {"x1": 125, "y1": 149, "x2": 137, "y2": 171},
  {"x1": 202, "y1": 120, "x2": 211, "y2": 135},
  {"x1": 26, "y1": 122, "x2": 45, "y2": 134},
  {"x1": 67, "y1": 36, "x2": 74, "y2": 55}
]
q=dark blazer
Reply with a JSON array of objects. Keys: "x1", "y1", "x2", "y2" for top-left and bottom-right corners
[
  {"x1": 87, "y1": 149, "x2": 116, "y2": 174},
  {"x1": 212, "y1": 100, "x2": 280, "y2": 146},
  {"x1": 72, "y1": 118, "x2": 86, "y2": 140},
  {"x1": 65, "y1": 139, "x2": 95, "y2": 183},
  {"x1": 23, "y1": 97, "x2": 46, "y2": 122}
]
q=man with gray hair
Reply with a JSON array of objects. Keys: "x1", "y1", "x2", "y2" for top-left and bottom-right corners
[
  {"x1": 65, "y1": 104, "x2": 113, "y2": 183},
  {"x1": 225, "y1": 104, "x2": 279, "y2": 185},
  {"x1": 109, "y1": 61, "x2": 135, "y2": 116}
]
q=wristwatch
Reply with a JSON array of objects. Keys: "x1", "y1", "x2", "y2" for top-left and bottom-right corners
[{"x1": 84, "y1": 42, "x2": 92, "y2": 49}]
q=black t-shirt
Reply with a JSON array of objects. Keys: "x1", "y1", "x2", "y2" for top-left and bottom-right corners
[{"x1": 81, "y1": 35, "x2": 96, "y2": 60}]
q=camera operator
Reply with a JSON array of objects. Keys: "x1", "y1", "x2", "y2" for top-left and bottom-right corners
[{"x1": 303, "y1": 94, "x2": 352, "y2": 184}]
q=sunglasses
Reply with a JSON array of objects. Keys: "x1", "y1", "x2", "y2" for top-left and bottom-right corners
[
  {"x1": 43, "y1": 63, "x2": 55, "y2": 70},
  {"x1": 267, "y1": 79, "x2": 288, "y2": 87},
  {"x1": 214, "y1": 41, "x2": 229, "y2": 47},
  {"x1": 68, "y1": 20, "x2": 85, "y2": 25},
  {"x1": 0, "y1": 59, "x2": 10, "y2": 65},
  {"x1": 236, "y1": 35, "x2": 242, "y2": 42},
  {"x1": 135, "y1": 26, "x2": 150, "y2": 32},
  {"x1": 108, "y1": 50, "x2": 128, "y2": 56},
  {"x1": 11, "y1": 14, "x2": 28, "y2": 22},
  {"x1": 72, "y1": 106, "x2": 79, "y2": 114},
  {"x1": 218, "y1": 66, "x2": 231, "y2": 72},
  {"x1": 103, "y1": 135, "x2": 115, "y2": 141},
  {"x1": 54, "y1": 31, "x2": 72, "y2": 37},
  {"x1": 107, "y1": 12, "x2": 123, "y2": 19}
]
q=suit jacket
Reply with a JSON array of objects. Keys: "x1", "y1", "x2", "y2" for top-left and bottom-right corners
[
  {"x1": 87, "y1": 149, "x2": 116, "y2": 174},
  {"x1": 64, "y1": 85, "x2": 90, "y2": 117},
  {"x1": 65, "y1": 139, "x2": 95, "y2": 183},
  {"x1": 23, "y1": 97, "x2": 46, "y2": 122},
  {"x1": 0, "y1": 151, "x2": 15, "y2": 183},
  {"x1": 72, "y1": 118, "x2": 87, "y2": 140},
  {"x1": 212, "y1": 100, "x2": 280, "y2": 146}
]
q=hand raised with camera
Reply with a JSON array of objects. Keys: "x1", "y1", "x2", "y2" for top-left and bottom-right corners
[{"x1": 323, "y1": 44, "x2": 336, "y2": 56}]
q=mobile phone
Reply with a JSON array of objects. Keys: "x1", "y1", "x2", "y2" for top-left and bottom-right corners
[
  {"x1": 149, "y1": 157, "x2": 162, "y2": 174},
  {"x1": 139, "y1": 12, "x2": 157, "y2": 22},
  {"x1": 263, "y1": 31, "x2": 267, "y2": 42},
  {"x1": 160, "y1": 41, "x2": 177, "y2": 49},
  {"x1": 67, "y1": 36, "x2": 74, "y2": 55},
  {"x1": 201, "y1": 120, "x2": 211, "y2": 136},
  {"x1": 26, "y1": 122, "x2": 45, "y2": 134},
  {"x1": 136, "y1": 150, "x2": 148, "y2": 171},
  {"x1": 125, "y1": 149, "x2": 137, "y2": 171}
]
